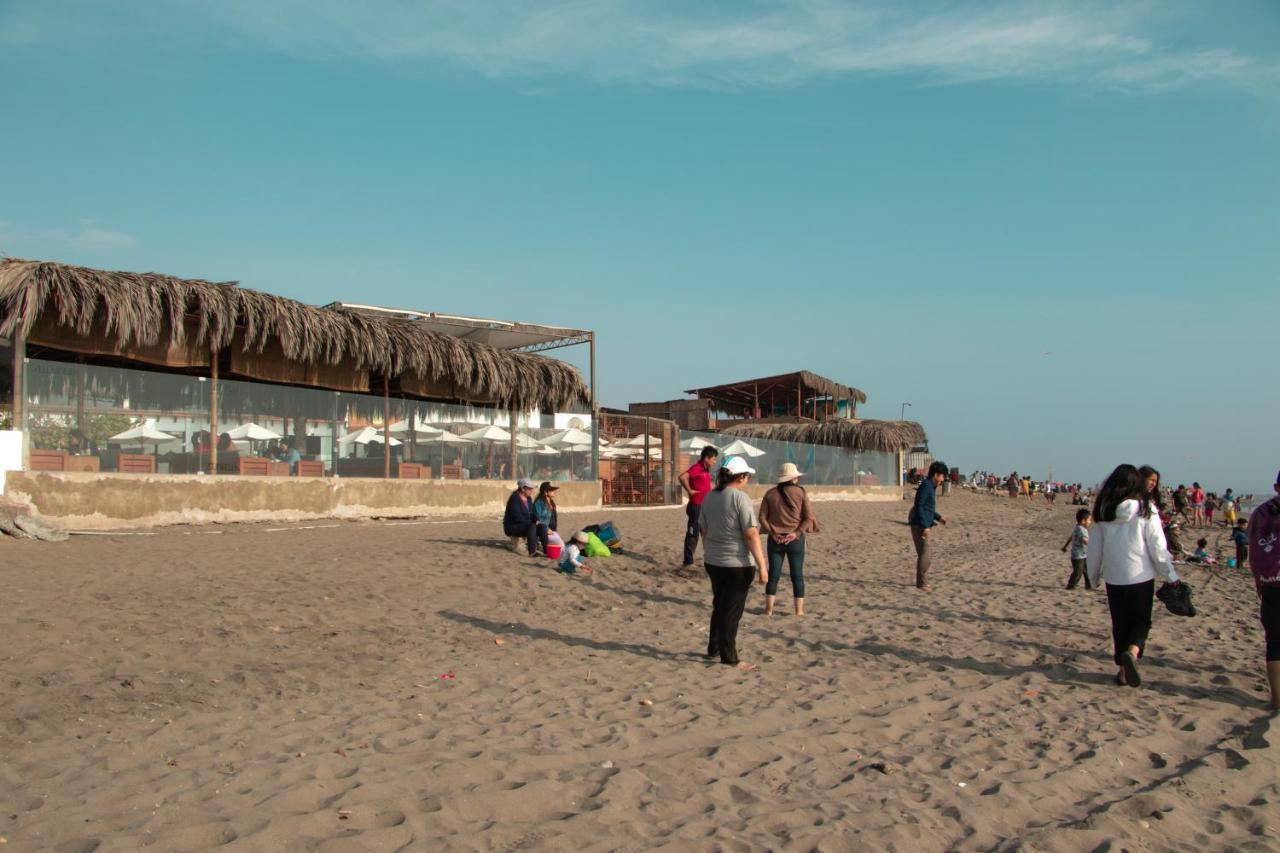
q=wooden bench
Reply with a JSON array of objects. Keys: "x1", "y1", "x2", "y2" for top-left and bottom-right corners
[
  {"x1": 398, "y1": 462, "x2": 431, "y2": 479},
  {"x1": 117, "y1": 454, "x2": 156, "y2": 474},
  {"x1": 238, "y1": 457, "x2": 271, "y2": 476},
  {"x1": 295, "y1": 460, "x2": 325, "y2": 477},
  {"x1": 29, "y1": 449, "x2": 68, "y2": 471}
]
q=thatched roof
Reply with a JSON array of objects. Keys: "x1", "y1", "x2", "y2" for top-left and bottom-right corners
[
  {"x1": 687, "y1": 371, "x2": 867, "y2": 408},
  {"x1": 721, "y1": 419, "x2": 926, "y2": 453},
  {"x1": 0, "y1": 258, "x2": 587, "y2": 411}
]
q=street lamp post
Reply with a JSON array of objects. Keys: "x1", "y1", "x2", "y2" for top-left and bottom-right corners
[{"x1": 900, "y1": 402, "x2": 912, "y2": 421}]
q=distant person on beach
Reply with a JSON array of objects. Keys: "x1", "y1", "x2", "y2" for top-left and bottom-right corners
[
  {"x1": 759, "y1": 462, "x2": 820, "y2": 618},
  {"x1": 699, "y1": 456, "x2": 768, "y2": 670},
  {"x1": 909, "y1": 461, "x2": 949, "y2": 592},
  {"x1": 503, "y1": 478, "x2": 547, "y2": 557},
  {"x1": 1232, "y1": 519, "x2": 1249, "y2": 568},
  {"x1": 1223, "y1": 489, "x2": 1238, "y2": 527},
  {"x1": 1187, "y1": 538, "x2": 1215, "y2": 565},
  {"x1": 1164, "y1": 519, "x2": 1187, "y2": 559},
  {"x1": 1190, "y1": 482, "x2": 1206, "y2": 527},
  {"x1": 1245, "y1": 469, "x2": 1280, "y2": 710},
  {"x1": 1205, "y1": 493, "x2": 1219, "y2": 527},
  {"x1": 284, "y1": 439, "x2": 301, "y2": 475},
  {"x1": 1087, "y1": 464, "x2": 1182, "y2": 687},
  {"x1": 1007, "y1": 472, "x2": 1020, "y2": 498},
  {"x1": 1061, "y1": 509, "x2": 1092, "y2": 589},
  {"x1": 1173, "y1": 484, "x2": 1189, "y2": 521},
  {"x1": 680, "y1": 446, "x2": 719, "y2": 568},
  {"x1": 1139, "y1": 466, "x2": 1163, "y2": 515},
  {"x1": 533, "y1": 481, "x2": 559, "y2": 533}
]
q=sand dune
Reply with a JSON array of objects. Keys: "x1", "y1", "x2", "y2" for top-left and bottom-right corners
[{"x1": 1, "y1": 492, "x2": 1275, "y2": 850}]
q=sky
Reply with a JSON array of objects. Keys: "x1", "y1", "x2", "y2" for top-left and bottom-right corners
[{"x1": 2, "y1": 0, "x2": 1278, "y2": 491}]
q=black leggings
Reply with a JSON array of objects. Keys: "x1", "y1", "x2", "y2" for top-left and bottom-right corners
[
  {"x1": 1105, "y1": 580, "x2": 1154, "y2": 666},
  {"x1": 705, "y1": 564, "x2": 754, "y2": 665},
  {"x1": 1261, "y1": 586, "x2": 1280, "y2": 663}
]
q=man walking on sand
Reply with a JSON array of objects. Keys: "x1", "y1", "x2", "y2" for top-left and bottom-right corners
[
  {"x1": 910, "y1": 461, "x2": 950, "y2": 591},
  {"x1": 679, "y1": 446, "x2": 719, "y2": 568}
]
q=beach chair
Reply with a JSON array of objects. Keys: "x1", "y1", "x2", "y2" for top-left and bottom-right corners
[{"x1": 295, "y1": 460, "x2": 325, "y2": 477}]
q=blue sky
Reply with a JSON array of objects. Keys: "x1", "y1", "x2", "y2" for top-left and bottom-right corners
[{"x1": 2, "y1": 1, "x2": 1278, "y2": 491}]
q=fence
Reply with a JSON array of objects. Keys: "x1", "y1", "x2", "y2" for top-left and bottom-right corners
[
  {"x1": 599, "y1": 413, "x2": 679, "y2": 506},
  {"x1": 680, "y1": 429, "x2": 897, "y2": 489}
]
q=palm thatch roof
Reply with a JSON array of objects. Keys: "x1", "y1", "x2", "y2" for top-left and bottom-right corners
[
  {"x1": 0, "y1": 258, "x2": 587, "y2": 411},
  {"x1": 720, "y1": 419, "x2": 926, "y2": 453}
]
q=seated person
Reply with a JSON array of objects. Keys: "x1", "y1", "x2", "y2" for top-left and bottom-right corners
[
  {"x1": 503, "y1": 478, "x2": 547, "y2": 556},
  {"x1": 284, "y1": 439, "x2": 302, "y2": 475},
  {"x1": 533, "y1": 482, "x2": 559, "y2": 533},
  {"x1": 1187, "y1": 537, "x2": 1216, "y2": 565},
  {"x1": 67, "y1": 429, "x2": 98, "y2": 456},
  {"x1": 558, "y1": 531, "x2": 593, "y2": 575}
]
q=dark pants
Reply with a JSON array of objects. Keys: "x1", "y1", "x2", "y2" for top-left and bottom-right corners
[
  {"x1": 1106, "y1": 580, "x2": 1154, "y2": 666},
  {"x1": 1066, "y1": 558, "x2": 1092, "y2": 589},
  {"x1": 1261, "y1": 586, "x2": 1280, "y2": 662},
  {"x1": 766, "y1": 535, "x2": 806, "y2": 597},
  {"x1": 1237, "y1": 543, "x2": 1249, "y2": 568},
  {"x1": 504, "y1": 520, "x2": 547, "y2": 556},
  {"x1": 705, "y1": 563, "x2": 754, "y2": 665},
  {"x1": 683, "y1": 503, "x2": 702, "y2": 565},
  {"x1": 910, "y1": 525, "x2": 931, "y2": 588}
]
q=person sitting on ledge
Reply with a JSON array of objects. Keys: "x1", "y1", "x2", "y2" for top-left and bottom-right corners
[{"x1": 504, "y1": 478, "x2": 548, "y2": 557}]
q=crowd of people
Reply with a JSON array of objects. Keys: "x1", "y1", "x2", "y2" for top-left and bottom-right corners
[{"x1": 498, "y1": 455, "x2": 1280, "y2": 711}]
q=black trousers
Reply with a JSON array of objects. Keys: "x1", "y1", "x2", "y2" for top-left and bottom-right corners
[
  {"x1": 1105, "y1": 580, "x2": 1154, "y2": 666},
  {"x1": 705, "y1": 563, "x2": 754, "y2": 665},
  {"x1": 504, "y1": 520, "x2": 547, "y2": 556},
  {"x1": 1066, "y1": 558, "x2": 1092, "y2": 589},
  {"x1": 683, "y1": 503, "x2": 702, "y2": 565}
]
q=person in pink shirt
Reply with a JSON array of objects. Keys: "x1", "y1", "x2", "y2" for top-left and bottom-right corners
[{"x1": 679, "y1": 446, "x2": 719, "y2": 567}]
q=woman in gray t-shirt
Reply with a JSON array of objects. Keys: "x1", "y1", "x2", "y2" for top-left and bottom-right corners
[{"x1": 699, "y1": 456, "x2": 768, "y2": 669}]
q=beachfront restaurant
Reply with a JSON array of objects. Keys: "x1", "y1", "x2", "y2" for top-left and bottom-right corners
[{"x1": 0, "y1": 258, "x2": 599, "y2": 526}]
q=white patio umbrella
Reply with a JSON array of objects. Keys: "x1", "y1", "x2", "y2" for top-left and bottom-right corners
[
  {"x1": 514, "y1": 433, "x2": 542, "y2": 450},
  {"x1": 680, "y1": 436, "x2": 717, "y2": 451},
  {"x1": 534, "y1": 445, "x2": 561, "y2": 456},
  {"x1": 108, "y1": 423, "x2": 179, "y2": 456},
  {"x1": 719, "y1": 438, "x2": 767, "y2": 458},
  {"x1": 546, "y1": 427, "x2": 596, "y2": 447},
  {"x1": 339, "y1": 426, "x2": 402, "y2": 446},
  {"x1": 622, "y1": 433, "x2": 664, "y2": 448},
  {"x1": 460, "y1": 425, "x2": 512, "y2": 442},
  {"x1": 226, "y1": 422, "x2": 283, "y2": 441},
  {"x1": 388, "y1": 418, "x2": 442, "y2": 437}
]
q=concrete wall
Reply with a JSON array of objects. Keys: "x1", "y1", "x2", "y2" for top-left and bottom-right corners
[
  {"x1": 738, "y1": 483, "x2": 903, "y2": 502},
  {"x1": 4, "y1": 472, "x2": 602, "y2": 530}
]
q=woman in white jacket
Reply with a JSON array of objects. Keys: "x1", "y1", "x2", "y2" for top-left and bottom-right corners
[{"x1": 1087, "y1": 464, "x2": 1181, "y2": 687}]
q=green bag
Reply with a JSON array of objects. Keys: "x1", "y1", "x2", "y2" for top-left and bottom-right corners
[{"x1": 583, "y1": 532, "x2": 612, "y2": 558}]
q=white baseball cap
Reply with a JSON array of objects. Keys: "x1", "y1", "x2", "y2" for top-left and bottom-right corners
[{"x1": 722, "y1": 456, "x2": 756, "y2": 476}]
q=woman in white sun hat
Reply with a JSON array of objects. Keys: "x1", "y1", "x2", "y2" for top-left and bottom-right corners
[
  {"x1": 698, "y1": 455, "x2": 768, "y2": 670},
  {"x1": 759, "y1": 462, "x2": 820, "y2": 617}
]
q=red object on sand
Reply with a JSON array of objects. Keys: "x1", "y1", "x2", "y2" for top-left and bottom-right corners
[{"x1": 546, "y1": 544, "x2": 563, "y2": 560}]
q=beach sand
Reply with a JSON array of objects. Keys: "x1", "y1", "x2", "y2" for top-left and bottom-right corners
[{"x1": 1, "y1": 492, "x2": 1276, "y2": 851}]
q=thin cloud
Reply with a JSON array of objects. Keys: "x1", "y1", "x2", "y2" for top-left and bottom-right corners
[
  {"x1": 0, "y1": 219, "x2": 137, "y2": 253},
  {"x1": 3, "y1": 0, "x2": 1276, "y2": 93}
]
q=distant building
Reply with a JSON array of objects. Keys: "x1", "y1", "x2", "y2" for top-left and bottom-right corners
[{"x1": 629, "y1": 370, "x2": 867, "y2": 431}]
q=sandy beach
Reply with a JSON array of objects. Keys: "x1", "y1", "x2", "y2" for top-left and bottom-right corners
[{"x1": 1, "y1": 491, "x2": 1276, "y2": 851}]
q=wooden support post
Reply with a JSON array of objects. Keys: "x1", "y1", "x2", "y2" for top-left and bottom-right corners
[
  {"x1": 75, "y1": 360, "x2": 86, "y2": 430},
  {"x1": 509, "y1": 409, "x2": 518, "y2": 480},
  {"x1": 209, "y1": 350, "x2": 219, "y2": 475},
  {"x1": 644, "y1": 416, "x2": 652, "y2": 507},
  {"x1": 383, "y1": 375, "x2": 391, "y2": 479},
  {"x1": 589, "y1": 332, "x2": 598, "y2": 482},
  {"x1": 12, "y1": 332, "x2": 25, "y2": 468}
]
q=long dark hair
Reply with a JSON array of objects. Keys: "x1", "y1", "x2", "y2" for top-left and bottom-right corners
[
  {"x1": 1093, "y1": 464, "x2": 1143, "y2": 522},
  {"x1": 537, "y1": 482, "x2": 557, "y2": 509},
  {"x1": 1138, "y1": 465, "x2": 1162, "y2": 518}
]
